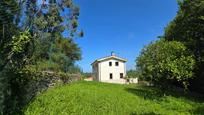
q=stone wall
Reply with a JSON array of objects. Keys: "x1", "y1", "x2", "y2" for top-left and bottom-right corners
[{"x1": 20, "y1": 71, "x2": 81, "y2": 107}]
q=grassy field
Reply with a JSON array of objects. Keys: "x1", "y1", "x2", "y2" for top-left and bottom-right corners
[{"x1": 24, "y1": 81, "x2": 204, "y2": 115}]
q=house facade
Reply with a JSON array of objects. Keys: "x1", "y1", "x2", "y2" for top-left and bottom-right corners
[{"x1": 91, "y1": 52, "x2": 127, "y2": 84}]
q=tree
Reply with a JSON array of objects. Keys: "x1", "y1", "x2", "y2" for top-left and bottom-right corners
[
  {"x1": 126, "y1": 70, "x2": 141, "y2": 78},
  {"x1": 0, "y1": 0, "x2": 83, "y2": 114},
  {"x1": 20, "y1": 0, "x2": 83, "y2": 72},
  {"x1": 164, "y1": 0, "x2": 204, "y2": 93},
  {"x1": 136, "y1": 40, "x2": 195, "y2": 89},
  {"x1": 0, "y1": 1, "x2": 34, "y2": 114},
  {"x1": 0, "y1": 0, "x2": 26, "y2": 71}
]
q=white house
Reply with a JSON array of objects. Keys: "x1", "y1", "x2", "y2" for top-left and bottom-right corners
[{"x1": 91, "y1": 52, "x2": 127, "y2": 84}]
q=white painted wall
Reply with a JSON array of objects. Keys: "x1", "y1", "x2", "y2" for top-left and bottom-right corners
[
  {"x1": 98, "y1": 59, "x2": 126, "y2": 82},
  {"x1": 129, "y1": 78, "x2": 138, "y2": 84}
]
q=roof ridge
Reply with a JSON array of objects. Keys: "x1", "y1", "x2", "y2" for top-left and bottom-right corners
[{"x1": 91, "y1": 55, "x2": 127, "y2": 65}]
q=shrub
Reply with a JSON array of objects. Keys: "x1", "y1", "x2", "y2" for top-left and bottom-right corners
[
  {"x1": 126, "y1": 70, "x2": 142, "y2": 79},
  {"x1": 0, "y1": 67, "x2": 81, "y2": 114},
  {"x1": 136, "y1": 40, "x2": 196, "y2": 90}
]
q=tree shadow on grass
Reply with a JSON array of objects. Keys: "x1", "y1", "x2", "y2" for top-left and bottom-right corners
[
  {"x1": 131, "y1": 112, "x2": 161, "y2": 115},
  {"x1": 125, "y1": 86, "x2": 165, "y2": 101},
  {"x1": 192, "y1": 105, "x2": 204, "y2": 114},
  {"x1": 126, "y1": 86, "x2": 204, "y2": 114},
  {"x1": 125, "y1": 86, "x2": 204, "y2": 102}
]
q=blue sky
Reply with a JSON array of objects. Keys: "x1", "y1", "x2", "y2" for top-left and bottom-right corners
[{"x1": 74, "y1": 0, "x2": 178, "y2": 72}]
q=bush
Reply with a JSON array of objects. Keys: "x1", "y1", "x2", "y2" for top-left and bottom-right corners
[
  {"x1": 136, "y1": 40, "x2": 196, "y2": 90},
  {"x1": 0, "y1": 67, "x2": 81, "y2": 114},
  {"x1": 126, "y1": 70, "x2": 142, "y2": 79}
]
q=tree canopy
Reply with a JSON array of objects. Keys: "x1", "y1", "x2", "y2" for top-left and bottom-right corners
[
  {"x1": 164, "y1": 0, "x2": 204, "y2": 93},
  {"x1": 0, "y1": 0, "x2": 83, "y2": 114},
  {"x1": 137, "y1": 40, "x2": 195, "y2": 89}
]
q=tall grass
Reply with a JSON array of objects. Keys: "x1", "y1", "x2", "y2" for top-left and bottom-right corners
[{"x1": 24, "y1": 81, "x2": 204, "y2": 115}]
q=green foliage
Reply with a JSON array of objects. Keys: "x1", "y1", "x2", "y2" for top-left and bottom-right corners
[
  {"x1": 164, "y1": 0, "x2": 204, "y2": 93},
  {"x1": 28, "y1": 60, "x2": 62, "y2": 72},
  {"x1": 136, "y1": 40, "x2": 195, "y2": 89},
  {"x1": 0, "y1": 1, "x2": 22, "y2": 114},
  {"x1": 29, "y1": 37, "x2": 81, "y2": 72},
  {"x1": 67, "y1": 65, "x2": 83, "y2": 74},
  {"x1": 14, "y1": 0, "x2": 83, "y2": 73},
  {"x1": 24, "y1": 81, "x2": 204, "y2": 115},
  {"x1": 0, "y1": 0, "x2": 83, "y2": 114},
  {"x1": 82, "y1": 72, "x2": 92, "y2": 78},
  {"x1": 126, "y1": 70, "x2": 141, "y2": 78},
  {"x1": 0, "y1": 67, "x2": 79, "y2": 114},
  {"x1": 11, "y1": 30, "x2": 31, "y2": 53},
  {"x1": 0, "y1": 0, "x2": 21, "y2": 70}
]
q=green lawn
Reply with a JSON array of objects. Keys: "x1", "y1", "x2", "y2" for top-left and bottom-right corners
[{"x1": 24, "y1": 81, "x2": 204, "y2": 115}]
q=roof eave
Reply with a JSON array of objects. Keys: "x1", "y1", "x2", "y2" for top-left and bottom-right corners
[{"x1": 91, "y1": 56, "x2": 127, "y2": 66}]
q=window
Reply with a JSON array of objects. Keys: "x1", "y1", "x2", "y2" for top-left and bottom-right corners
[
  {"x1": 115, "y1": 62, "x2": 119, "y2": 66},
  {"x1": 109, "y1": 62, "x2": 112, "y2": 66},
  {"x1": 110, "y1": 73, "x2": 113, "y2": 79},
  {"x1": 120, "y1": 73, "x2": 123, "y2": 78}
]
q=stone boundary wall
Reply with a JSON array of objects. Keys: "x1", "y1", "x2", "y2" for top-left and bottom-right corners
[{"x1": 20, "y1": 71, "x2": 81, "y2": 106}]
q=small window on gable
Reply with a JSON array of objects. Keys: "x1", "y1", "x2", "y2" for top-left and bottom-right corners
[
  {"x1": 110, "y1": 73, "x2": 113, "y2": 79},
  {"x1": 120, "y1": 73, "x2": 123, "y2": 78},
  {"x1": 115, "y1": 62, "x2": 119, "y2": 66},
  {"x1": 109, "y1": 62, "x2": 112, "y2": 66}
]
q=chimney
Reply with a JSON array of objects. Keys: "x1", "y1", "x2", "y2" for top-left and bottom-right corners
[{"x1": 111, "y1": 51, "x2": 116, "y2": 56}]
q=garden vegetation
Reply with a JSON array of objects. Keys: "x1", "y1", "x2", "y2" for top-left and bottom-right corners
[
  {"x1": 136, "y1": 0, "x2": 204, "y2": 93},
  {"x1": 0, "y1": 0, "x2": 204, "y2": 114},
  {"x1": 24, "y1": 81, "x2": 204, "y2": 115},
  {"x1": 0, "y1": 0, "x2": 83, "y2": 114}
]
